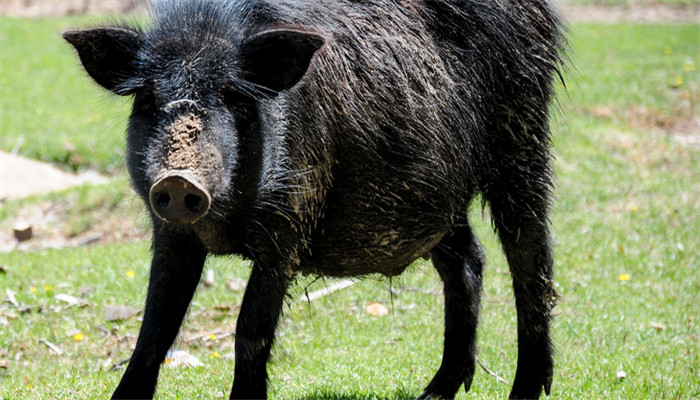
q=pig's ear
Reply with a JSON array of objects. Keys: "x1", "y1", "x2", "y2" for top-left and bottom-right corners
[
  {"x1": 63, "y1": 27, "x2": 142, "y2": 95},
  {"x1": 240, "y1": 28, "x2": 325, "y2": 94}
]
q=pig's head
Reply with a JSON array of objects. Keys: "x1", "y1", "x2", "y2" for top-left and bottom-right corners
[{"x1": 63, "y1": 17, "x2": 324, "y2": 226}]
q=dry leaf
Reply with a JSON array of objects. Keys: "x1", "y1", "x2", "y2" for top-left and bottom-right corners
[
  {"x1": 299, "y1": 279, "x2": 357, "y2": 302},
  {"x1": 5, "y1": 289, "x2": 18, "y2": 307},
  {"x1": 649, "y1": 322, "x2": 666, "y2": 331},
  {"x1": 40, "y1": 339, "x2": 64, "y2": 355},
  {"x1": 365, "y1": 302, "x2": 389, "y2": 316},
  {"x1": 55, "y1": 293, "x2": 87, "y2": 307},
  {"x1": 226, "y1": 277, "x2": 247, "y2": 292},
  {"x1": 105, "y1": 305, "x2": 140, "y2": 322}
]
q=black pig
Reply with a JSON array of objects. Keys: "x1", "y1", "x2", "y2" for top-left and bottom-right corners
[{"x1": 64, "y1": 0, "x2": 566, "y2": 398}]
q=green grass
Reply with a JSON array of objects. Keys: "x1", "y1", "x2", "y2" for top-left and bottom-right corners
[
  {"x1": 1, "y1": 19, "x2": 699, "y2": 400},
  {"x1": 0, "y1": 16, "x2": 131, "y2": 174}
]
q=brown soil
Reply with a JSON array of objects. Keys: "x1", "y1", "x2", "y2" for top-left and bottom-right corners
[
  {"x1": 580, "y1": 102, "x2": 700, "y2": 148},
  {"x1": 0, "y1": 151, "x2": 147, "y2": 252},
  {"x1": 0, "y1": 197, "x2": 149, "y2": 253},
  {"x1": 0, "y1": 0, "x2": 147, "y2": 17},
  {"x1": 1, "y1": 1, "x2": 698, "y2": 23},
  {"x1": 558, "y1": 3, "x2": 700, "y2": 24},
  {"x1": 0, "y1": 151, "x2": 108, "y2": 200}
]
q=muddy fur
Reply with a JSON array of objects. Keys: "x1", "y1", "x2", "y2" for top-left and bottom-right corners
[{"x1": 64, "y1": 0, "x2": 566, "y2": 399}]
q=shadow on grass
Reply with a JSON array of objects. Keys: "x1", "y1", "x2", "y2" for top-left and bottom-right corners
[{"x1": 294, "y1": 387, "x2": 420, "y2": 400}]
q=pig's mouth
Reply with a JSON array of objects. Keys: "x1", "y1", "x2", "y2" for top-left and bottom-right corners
[{"x1": 148, "y1": 170, "x2": 211, "y2": 224}]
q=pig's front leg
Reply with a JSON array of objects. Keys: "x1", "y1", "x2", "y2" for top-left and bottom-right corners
[
  {"x1": 230, "y1": 264, "x2": 293, "y2": 400},
  {"x1": 112, "y1": 227, "x2": 207, "y2": 399}
]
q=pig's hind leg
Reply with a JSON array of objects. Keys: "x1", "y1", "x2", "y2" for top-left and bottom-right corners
[
  {"x1": 484, "y1": 149, "x2": 556, "y2": 399},
  {"x1": 419, "y1": 223, "x2": 485, "y2": 399}
]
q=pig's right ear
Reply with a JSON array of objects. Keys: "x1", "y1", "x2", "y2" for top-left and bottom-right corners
[
  {"x1": 63, "y1": 27, "x2": 142, "y2": 95},
  {"x1": 240, "y1": 28, "x2": 326, "y2": 94}
]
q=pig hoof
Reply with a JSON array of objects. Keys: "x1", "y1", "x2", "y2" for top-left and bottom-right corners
[
  {"x1": 418, "y1": 360, "x2": 476, "y2": 400},
  {"x1": 418, "y1": 372, "x2": 470, "y2": 400},
  {"x1": 508, "y1": 361, "x2": 553, "y2": 399}
]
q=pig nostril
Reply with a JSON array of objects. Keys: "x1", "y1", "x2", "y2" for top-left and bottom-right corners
[
  {"x1": 184, "y1": 193, "x2": 203, "y2": 213},
  {"x1": 155, "y1": 192, "x2": 171, "y2": 210},
  {"x1": 149, "y1": 173, "x2": 210, "y2": 223}
]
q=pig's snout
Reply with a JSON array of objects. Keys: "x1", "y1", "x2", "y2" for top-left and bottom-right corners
[{"x1": 149, "y1": 172, "x2": 211, "y2": 224}]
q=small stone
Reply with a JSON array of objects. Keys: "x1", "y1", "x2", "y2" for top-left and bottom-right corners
[
  {"x1": 203, "y1": 269, "x2": 215, "y2": 287},
  {"x1": 13, "y1": 222, "x2": 33, "y2": 242},
  {"x1": 365, "y1": 302, "x2": 389, "y2": 316},
  {"x1": 226, "y1": 277, "x2": 247, "y2": 292},
  {"x1": 105, "y1": 305, "x2": 141, "y2": 322}
]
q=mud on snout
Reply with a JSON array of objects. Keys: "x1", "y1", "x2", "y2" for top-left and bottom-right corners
[{"x1": 148, "y1": 114, "x2": 223, "y2": 224}]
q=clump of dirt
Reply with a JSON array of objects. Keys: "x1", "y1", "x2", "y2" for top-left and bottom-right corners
[{"x1": 167, "y1": 114, "x2": 204, "y2": 170}]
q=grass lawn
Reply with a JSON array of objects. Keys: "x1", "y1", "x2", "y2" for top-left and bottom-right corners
[{"x1": 1, "y1": 15, "x2": 698, "y2": 400}]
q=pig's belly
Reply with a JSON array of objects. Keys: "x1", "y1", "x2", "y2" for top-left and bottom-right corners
[{"x1": 298, "y1": 228, "x2": 446, "y2": 277}]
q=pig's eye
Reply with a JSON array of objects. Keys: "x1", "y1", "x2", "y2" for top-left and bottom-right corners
[
  {"x1": 134, "y1": 87, "x2": 158, "y2": 115},
  {"x1": 218, "y1": 85, "x2": 245, "y2": 109}
]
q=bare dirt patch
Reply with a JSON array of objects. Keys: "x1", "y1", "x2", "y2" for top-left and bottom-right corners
[
  {"x1": 1, "y1": 151, "x2": 108, "y2": 200},
  {"x1": 558, "y1": 3, "x2": 700, "y2": 24},
  {"x1": 0, "y1": 201, "x2": 148, "y2": 253},
  {"x1": 0, "y1": 192, "x2": 149, "y2": 253},
  {"x1": 1, "y1": 0, "x2": 698, "y2": 23},
  {"x1": 580, "y1": 102, "x2": 700, "y2": 147},
  {"x1": 0, "y1": 0, "x2": 146, "y2": 17},
  {"x1": 0, "y1": 152, "x2": 148, "y2": 252}
]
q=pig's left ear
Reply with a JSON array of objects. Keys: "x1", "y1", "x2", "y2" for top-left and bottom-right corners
[
  {"x1": 240, "y1": 28, "x2": 326, "y2": 94},
  {"x1": 63, "y1": 27, "x2": 142, "y2": 95}
]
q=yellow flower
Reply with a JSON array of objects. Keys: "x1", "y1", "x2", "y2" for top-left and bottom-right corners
[
  {"x1": 684, "y1": 61, "x2": 697, "y2": 72},
  {"x1": 630, "y1": 204, "x2": 637, "y2": 211},
  {"x1": 43, "y1": 285, "x2": 52, "y2": 292},
  {"x1": 675, "y1": 76, "x2": 683, "y2": 86},
  {"x1": 126, "y1": 270, "x2": 136, "y2": 279},
  {"x1": 210, "y1": 352, "x2": 220, "y2": 359},
  {"x1": 664, "y1": 46, "x2": 672, "y2": 55},
  {"x1": 619, "y1": 274, "x2": 630, "y2": 282},
  {"x1": 209, "y1": 334, "x2": 216, "y2": 340},
  {"x1": 30, "y1": 286, "x2": 37, "y2": 293},
  {"x1": 74, "y1": 332, "x2": 85, "y2": 341}
]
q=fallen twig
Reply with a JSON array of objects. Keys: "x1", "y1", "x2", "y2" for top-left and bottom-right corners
[
  {"x1": 184, "y1": 330, "x2": 236, "y2": 344},
  {"x1": 39, "y1": 339, "x2": 64, "y2": 355},
  {"x1": 476, "y1": 357, "x2": 508, "y2": 384},
  {"x1": 110, "y1": 358, "x2": 130, "y2": 371},
  {"x1": 299, "y1": 279, "x2": 358, "y2": 302}
]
